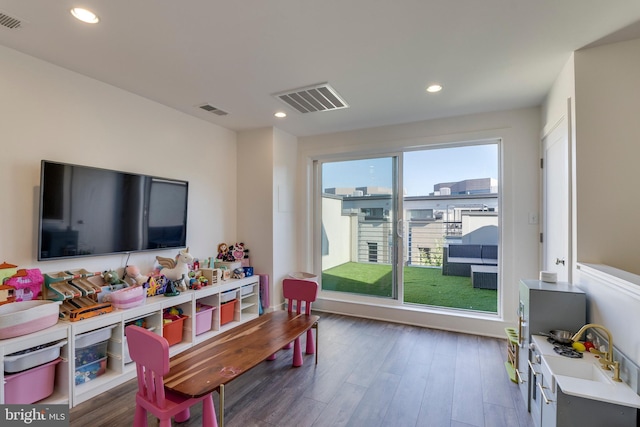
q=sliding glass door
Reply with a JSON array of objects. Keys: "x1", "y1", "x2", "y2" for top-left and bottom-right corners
[
  {"x1": 317, "y1": 142, "x2": 499, "y2": 314},
  {"x1": 402, "y1": 144, "x2": 499, "y2": 313},
  {"x1": 320, "y1": 156, "x2": 399, "y2": 299}
]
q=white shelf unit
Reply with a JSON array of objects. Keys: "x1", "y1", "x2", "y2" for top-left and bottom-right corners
[
  {"x1": 0, "y1": 275, "x2": 260, "y2": 407},
  {"x1": 0, "y1": 323, "x2": 71, "y2": 406}
]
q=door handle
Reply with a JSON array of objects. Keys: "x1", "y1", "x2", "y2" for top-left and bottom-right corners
[
  {"x1": 555, "y1": 258, "x2": 565, "y2": 266},
  {"x1": 537, "y1": 382, "x2": 553, "y2": 404}
]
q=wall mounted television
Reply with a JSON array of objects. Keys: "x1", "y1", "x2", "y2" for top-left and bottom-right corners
[{"x1": 38, "y1": 160, "x2": 188, "y2": 261}]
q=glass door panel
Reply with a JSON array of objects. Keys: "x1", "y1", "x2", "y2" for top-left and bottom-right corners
[
  {"x1": 320, "y1": 157, "x2": 397, "y2": 299},
  {"x1": 402, "y1": 144, "x2": 499, "y2": 313}
]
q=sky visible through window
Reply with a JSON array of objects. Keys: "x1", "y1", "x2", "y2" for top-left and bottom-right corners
[{"x1": 322, "y1": 144, "x2": 498, "y2": 196}]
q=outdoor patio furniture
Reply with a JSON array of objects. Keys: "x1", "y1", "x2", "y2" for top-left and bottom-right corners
[
  {"x1": 442, "y1": 244, "x2": 498, "y2": 277},
  {"x1": 470, "y1": 265, "x2": 498, "y2": 289}
]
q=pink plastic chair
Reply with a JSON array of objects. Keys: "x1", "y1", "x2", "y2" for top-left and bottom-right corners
[
  {"x1": 268, "y1": 278, "x2": 319, "y2": 367},
  {"x1": 126, "y1": 325, "x2": 217, "y2": 427}
]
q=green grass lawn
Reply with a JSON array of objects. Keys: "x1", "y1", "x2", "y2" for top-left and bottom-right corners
[{"x1": 322, "y1": 262, "x2": 497, "y2": 313}]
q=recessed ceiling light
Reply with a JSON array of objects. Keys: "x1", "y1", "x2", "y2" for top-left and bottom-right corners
[
  {"x1": 426, "y1": 84, "x2": 443, "y2": 93},
  {"x1": 274, "y1": 112, "x2": 287, "y2": 118},
  {"x1": 70, "y1": 8, "x2": 100, "y2": 24}
]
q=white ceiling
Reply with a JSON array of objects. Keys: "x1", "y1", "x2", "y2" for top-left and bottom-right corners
[{"x1": 2, "y1": 1, "x2": 640, "y2": 137}]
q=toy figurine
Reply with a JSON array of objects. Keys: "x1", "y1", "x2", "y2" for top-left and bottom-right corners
[
  {"x1": 124, "y1": 265, "x2": 148, "y2": 286},
  {"x1": 232, "y1": 243, "x2": 245, "y2": 260},
  {"x1": 156, "y1": 248, "x2": 193, "y2": 291},
  {"x1": 217, "y1": 243, "x2": 228, "y2": 260},
  {"x1": 232, "y1": 268, "x2": 245, "y2": 279},
  {"x1": 103, "y1": 270, "x2": 124, "y2": 285}
]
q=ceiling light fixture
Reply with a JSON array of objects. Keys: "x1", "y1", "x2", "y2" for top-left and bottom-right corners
[
  {"x1": 274, "y1": 112, "x2": 287, "y2": 118},
  {"x1": 70, "y1": 8, "x2": 99, "y2": 24},
  {"x1": 426, "y1": 84, "x2": 443, "y2": 93}
]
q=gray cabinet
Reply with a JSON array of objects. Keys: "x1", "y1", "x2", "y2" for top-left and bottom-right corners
[{"x1": 516, "y1": 279, "x2": 586, "y2": 421}]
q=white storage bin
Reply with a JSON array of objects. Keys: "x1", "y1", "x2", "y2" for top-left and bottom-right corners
[
  {"x1": 75, "y1": 324, "x2": 116, "y2": 348},
  {"x1": 4, "y1": 340, "x2": 67, "y2": 373},
  {"x1": 0, "y1": 300, "x2": 62, "y2": 339},
  {"x1": 221, "y1": 290, "x2": 236, "y2": 303},
  {"x1": 241, "y1": 284, "x2": 256, "y2": 296}
]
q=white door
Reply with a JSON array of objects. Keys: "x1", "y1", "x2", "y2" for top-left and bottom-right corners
[{"x1": 542, "y1": 116, "x2": 570, "y2": 282}]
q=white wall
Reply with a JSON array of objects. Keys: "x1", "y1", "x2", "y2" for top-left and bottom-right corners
[
  {"x1": 0, "y1": 45, "x2": 237, "y2": 277},
  {"x1": 542, "y1": 40, "x2": 640, "y2": 371},
  {"x1": 297, "y1": 107, "x2": 541, "y2": 338},
  {"x1": 272, "y1": 127, "x2": 298, "y2": 306},
  {"x1": 574, "y1": 38, "x2": 640, "y2": 274},
  {"x1": 237, "y1": 129, "x2": 275, "y2": 305},
  {"x1": 236, "y1": 127, "x2": 298, "y2": 308}
]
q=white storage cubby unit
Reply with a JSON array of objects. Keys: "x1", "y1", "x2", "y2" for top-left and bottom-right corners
[
  {"x1": 0, "y1": 275, "x2": 260, "y2": 407},
  {"x1": 0, "y1": 322, "x2": 71, "y2": 405}
]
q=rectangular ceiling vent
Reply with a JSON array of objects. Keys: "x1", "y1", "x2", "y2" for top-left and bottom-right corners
[
  {"x1": 0, "y1": 11, "x2": 22, "y2": 29},
  {"x1": 274, "y1": 83, "x2": 349, "y2": 114},
  {"x1": 198, "y1": 104, "x2": 228, "y2": 116}
]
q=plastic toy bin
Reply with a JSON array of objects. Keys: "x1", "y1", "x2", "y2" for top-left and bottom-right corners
[
  {"x1": 5, "y1": 358, "x2": 61, "y2": 404},
  {"x1": 109, "y1": 285, "x2": 146, "y2": 309},
  {"x1": 75, "y1": 340, "x2": 108, "y2": 366},
  {"x1": 75, "y1": 325, "x2": 114, "y2": 364},
  {"x1": 195, "y1": 304, "x2": 215, "y2": 335},
  {"x1": 4, "y1": 340, "x2": 66, "y2": 373},
  {"x1": 163, "y1": 314, "x2": 188, "y2": 346},
  {"x1": 75, "y1": 357, "x2": 107, "y2": 385},
  {"x1": 220, "y1": 300, "x2": 236, "y2": 325}
]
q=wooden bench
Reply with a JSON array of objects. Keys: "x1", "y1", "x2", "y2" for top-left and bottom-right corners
[
  {"x1": 164, "y1": 310, "x2": 319, "y2": 427},
  {"x1": 471, "y1": 264, "x2": 498, "y2": 289}
]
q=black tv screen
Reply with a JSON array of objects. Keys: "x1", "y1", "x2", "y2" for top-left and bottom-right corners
[{"x1": 38, "y1": 160, "x2": 188, "y2": 260}]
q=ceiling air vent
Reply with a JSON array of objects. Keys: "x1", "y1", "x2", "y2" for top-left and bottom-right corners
[
  {"x1": 274, "y1": 83, "x2": 349, "y2": 114},
  {"x1": 0, "y1": 11, "x2": 22, "y2": 29},
  {"x1": 198, "y1": 104, "x2": 228, "y2": 116}
]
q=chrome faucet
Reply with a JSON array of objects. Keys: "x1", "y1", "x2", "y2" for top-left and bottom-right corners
[{"x1": 572, "y1": 323, "x2": 621, "y2": 382}]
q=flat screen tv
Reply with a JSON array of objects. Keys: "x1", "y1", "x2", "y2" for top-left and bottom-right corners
[{"x1": 38, "y1": 160, "x2": 188, "y2": 261}]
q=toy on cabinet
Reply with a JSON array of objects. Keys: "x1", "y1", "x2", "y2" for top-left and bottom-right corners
[
  {"x1": 0, "y1": 262, "x2": 19, "y2": 305},
  {"x1": 217, "y1": 243, "x2": 228, "y2": 260},
  {"x1": 102, "y1": 270, "x2": 124, "y2": 285},
  {"x1": 232, "y1": 243, "x2": 245, "y2": 260},
  {"x1": 156, "y1": 248, "x2": 192, "y2": 291},
  {"x1": 144, "y1": 276, "x2": 166, "y2": 297},
  {"x1": 0, "y1": 262, "x2": 18, "y2": 283},
  {"x1": 232, "y1": 268, "x2": 245, "y2": 279},
  {"x1": 44, "y1": 270, "x2": 112, "y2": 321},
  {"x1": 3, "y1": 269, "x2": 44, "y2": 303},
  {"x1": 231, "y1": 242, "x2": 250, "y2": 267},
  {"x1": 124, "y1": 265, "x2": 148, "y2": 286}
]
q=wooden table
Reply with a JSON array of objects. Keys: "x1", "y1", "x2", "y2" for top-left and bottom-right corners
[{"x1": 164, "y1": 310, "x2": 319, "y2": 426}]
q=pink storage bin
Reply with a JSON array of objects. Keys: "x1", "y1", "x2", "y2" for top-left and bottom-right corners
[
  {"x1": 195, "y1": 304, "x2": 215, "y2": 335},
  {"x1": 109, "y1": 285, "x2": 146, "y2": 309},
  {"x1": 4, "y1": 358, "x2": 61, "y2": 404}
]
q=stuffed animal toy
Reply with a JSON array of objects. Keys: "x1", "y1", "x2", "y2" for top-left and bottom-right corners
[
  {"x1": 217, "y1": 243, "x2": 228, "y2": 260},
  {"x1": 232, "y1": 243, "x2": 245, "y2": 260},
  {"x1": 156, "y1": 248, "x2": 193, "y2": 292},
  {"x1": 103, "y1": 270, "x2": 124, "y2": 285},
  {"x1": 124, "y1": 265, "x2": 148, "y2": 286}
]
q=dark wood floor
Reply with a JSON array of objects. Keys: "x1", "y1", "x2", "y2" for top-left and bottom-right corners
[{"x1": 70, "y1": 312, "x2": 535, "y2": 427}]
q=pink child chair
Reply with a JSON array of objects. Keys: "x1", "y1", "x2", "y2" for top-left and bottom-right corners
[
  {"x1": 125, "y1": 325, "x2": 217, "y2": 427},
  {"x1": 268, "y1": 278, "x2": 319, "y2": 366}
]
